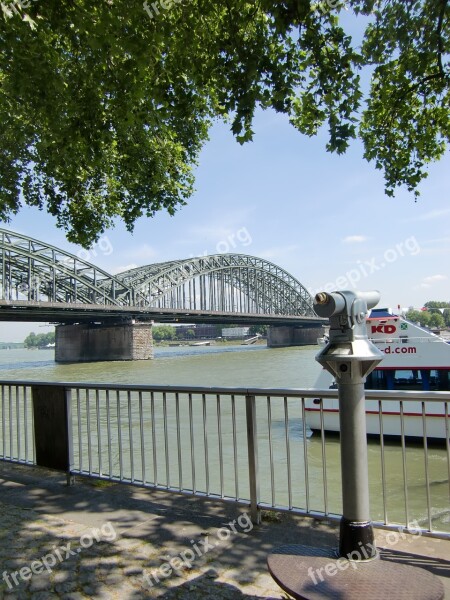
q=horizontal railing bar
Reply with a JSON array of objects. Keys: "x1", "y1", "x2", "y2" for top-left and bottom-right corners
[
  {"x1": 72, "y1": 471, "x2": 251, "y2": 506},
  {"x1": 0, "y1": 380, "x2": 449, "y2": 402},
  {"x1": 0, "y1": 457, "x2": 34, "y2": 467},
  {"x1": 258, "y1": 503, "x2": 450, "y2": 541}
]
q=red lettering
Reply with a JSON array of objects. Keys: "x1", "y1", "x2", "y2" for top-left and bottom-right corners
[
  {"x1": 383, "y1": 346, "x2": 416, "y2": 354},
  {"x1": 371, "y1": 324, "x2": 397, "y2": 334}
]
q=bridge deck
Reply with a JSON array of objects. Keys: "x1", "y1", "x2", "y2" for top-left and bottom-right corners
[{"x1": 0, "y1": 299, "x2": 325, "y2": 326}]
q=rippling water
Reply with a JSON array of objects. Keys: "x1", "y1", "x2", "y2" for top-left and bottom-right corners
[{"x1": 0, "y1": 344, "x2": 321, "y2": 387}]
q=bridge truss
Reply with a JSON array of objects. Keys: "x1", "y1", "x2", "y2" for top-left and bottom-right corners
[
  {"x1": 116, "y1": 255, "x2": 314, "y2": 316},
  {"x1": 0, "y1": 229, "x2": 315, "y2": 319}
]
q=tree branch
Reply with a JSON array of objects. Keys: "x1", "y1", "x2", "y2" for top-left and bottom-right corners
[{"x1": 436, "y1": 0, "x2": 448, "y2": 78}]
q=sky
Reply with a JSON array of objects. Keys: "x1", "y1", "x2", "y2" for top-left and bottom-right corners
[{"x1": 1, "y1": 107, "x2": 448, "y2": 342}]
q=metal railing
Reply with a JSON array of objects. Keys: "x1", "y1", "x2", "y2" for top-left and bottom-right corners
[
  {"x1": 0, "y1": 380, "x2": 449, "y2": 538},
  {"x1": 0, "y1": 383, "x2": 35, "y2": 465}
]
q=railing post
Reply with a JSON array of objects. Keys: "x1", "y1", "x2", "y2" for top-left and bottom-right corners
[
  {"x1": 65, "y1": 388, "x2": 75, "y2": 486},
  {"x1": 245, "y1": 393, "x2": 261, "y2": 525},
  {"x1": 32, "y1": 385, "x2": 74, "y2": 485}
]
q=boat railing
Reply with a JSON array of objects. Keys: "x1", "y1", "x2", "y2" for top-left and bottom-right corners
[
  {"x1": 371, "y1": 336, "x2": 449, "y2": 344},
  {"x1": 0, "y1": 380, "x2": 449, "y2": 539}
]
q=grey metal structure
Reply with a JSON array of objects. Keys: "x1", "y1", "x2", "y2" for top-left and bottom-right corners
[
  {"x1": 315, "y1": 290, "x2": 384, "y2": 559},
  {"x1": 116, "y1": 254, "x2": 314, "y2": 315},
  {"x1": 0, "y1": 229, "x2": 135, "y2": 306},
  {"x1": 0, "y1": 229, "x2": 315, "y2": 322}
]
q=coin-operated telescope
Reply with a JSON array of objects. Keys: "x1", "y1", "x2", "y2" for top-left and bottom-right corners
[
  {"x1": 267, "y1": 290, "x2": 444, "y2": 600},
  {"x1": 314, "y1": 290, "x2": 384, "y2": 559}
]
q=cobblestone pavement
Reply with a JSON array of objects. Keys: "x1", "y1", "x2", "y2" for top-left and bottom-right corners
[{"x1": 0, "y1": 463, "x2": 449, "y2": 599}]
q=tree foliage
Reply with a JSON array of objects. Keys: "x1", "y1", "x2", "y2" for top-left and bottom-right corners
[
  {"x1": 423, "y1": 300, "x2": 450, "y2": 326},
  {"x1": 406, "y1": 302, "x2": 449, "y2": 328},
  {"x1": 424, "y1": 300, "x2": 450, "y2": 308},
  {"x1": 0, "y1": 0, "x2": 449, "y2": 245},
  {"x1": 249, "y1": 324, "x2": 268, "y2": 335},
  {"x1": 152, "y1": 325, "x2": 176, "y2": 341},
  {"x1": 24, "y1": 331, "x2": 55, "y2": 348}
]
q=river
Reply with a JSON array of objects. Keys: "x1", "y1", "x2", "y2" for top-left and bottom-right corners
[
  {"x1": 0, "y1": 343, "x2": 321, "y2": 387},
  {"x1": 0, "y1": 344, "x2": 448, "y2": 533}
]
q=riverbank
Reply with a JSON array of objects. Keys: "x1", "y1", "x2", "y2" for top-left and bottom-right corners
[
  {"x1": 154, "y1": 338, "x2": 267, "y2": 347},
  {"x1": 0, "y1": 462, "x2": 449, "y2": 599}
]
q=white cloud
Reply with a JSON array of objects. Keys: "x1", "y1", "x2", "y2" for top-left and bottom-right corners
[
  {"x1": 423, "y1": 274, "x2": 448, "y2": 284},
  {"x1": 419, "y1": 274, "x2": 448, "y2": 288},
  {"x1": 409, "y1": 208, "x2": 450, "y2": 222},
  {"x1": 342, "y1": 235, "x2": 368, "y2": 244}
]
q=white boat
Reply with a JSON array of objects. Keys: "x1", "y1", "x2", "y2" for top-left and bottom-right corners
[
  {"x1": 306, "y1": 309, "x2": 450, "y2": 440},
  {"x1": 241, "y1": 334, "x2": 261, "y2": 345}
]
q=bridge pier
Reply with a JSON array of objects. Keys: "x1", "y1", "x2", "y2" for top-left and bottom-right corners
[
  {"x1": 267, "y1": 324, "x2": 323, "y2": 347},
  {"x1": 55, "y1": 322, "x2": 153, "y2": 363}
]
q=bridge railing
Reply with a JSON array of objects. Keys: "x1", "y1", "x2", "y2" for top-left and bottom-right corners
[{"x1": 0, "y1": 381, "x2": 449, "y2": 539}]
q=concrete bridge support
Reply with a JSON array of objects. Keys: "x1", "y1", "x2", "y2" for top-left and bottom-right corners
[
  {"x1": 267, "y1": 324, "x2": 323, "y2": 347},
  {"x1": 55, "y1": 322, "x2": 153, "y2": 363}
]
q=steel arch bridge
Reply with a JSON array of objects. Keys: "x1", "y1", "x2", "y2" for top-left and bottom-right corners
[{"x1": 0, "y1": 229, "x2": 316, "y2": 323}]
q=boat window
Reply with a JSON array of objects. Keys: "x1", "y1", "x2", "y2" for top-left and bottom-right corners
[
  {"x1": 434, "y1": 369, "x2": 450, "y2": 391},
  {"x1": 366, "y1": 369, "x2": 422, "y2": 390},
  {"x1": 365, "y1": 370, "x2": 388, "y2": 390},
  {"x1": 366, "y1": 368, "x2": 450, "y2": 391}
]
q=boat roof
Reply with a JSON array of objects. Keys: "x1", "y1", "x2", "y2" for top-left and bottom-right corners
[{"x1": 368, "y1": 308, "x2": 400, "y2": 319}]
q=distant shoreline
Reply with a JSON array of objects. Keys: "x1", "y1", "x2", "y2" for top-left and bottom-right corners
[
  {"x1": 154, "y1": 339, "x2": 267, "y2": 347},
  {"x1": 0, "y1": 342, "x2": 25, "y2": 349}
]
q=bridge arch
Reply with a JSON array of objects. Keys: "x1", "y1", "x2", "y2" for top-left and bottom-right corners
[{"x1": 116, "y1": 254, "x2": 314, "y2": 316}]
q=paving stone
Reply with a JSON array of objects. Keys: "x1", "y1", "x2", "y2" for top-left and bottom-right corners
[
  {"x1": 31, "y1": 592, "x2": 60, "y2": 600},
  {"x1": 80, "y1": 585, "x2": 97, "y2": 596},
  {"x1": 103, "y1": 571, "x2": 123, "y2": 586},
  {"x1": 123, "y1": 564, "x2": 144, "y2": 576},
  {"x1": 28, "y1": 576, "x2": 53, "y2": 593},
  {"x1": 2, "y1": 591, "x2": 25, "y2": 600},
  {"x1": 54, "y1": 580, "x2": 80, "y2": 594}
]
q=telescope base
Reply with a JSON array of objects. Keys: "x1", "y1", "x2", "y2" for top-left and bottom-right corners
[{"x1": 267, "y1": 544, "x2": 444, "y2": 600}]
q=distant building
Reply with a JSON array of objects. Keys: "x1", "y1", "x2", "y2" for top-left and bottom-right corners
[
  {"x1": 221, "y1": 327, "x2": 250, "y2": 338},
  {"x1": 173, "y1": 324, "x2": 220, "y2": 339}
]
